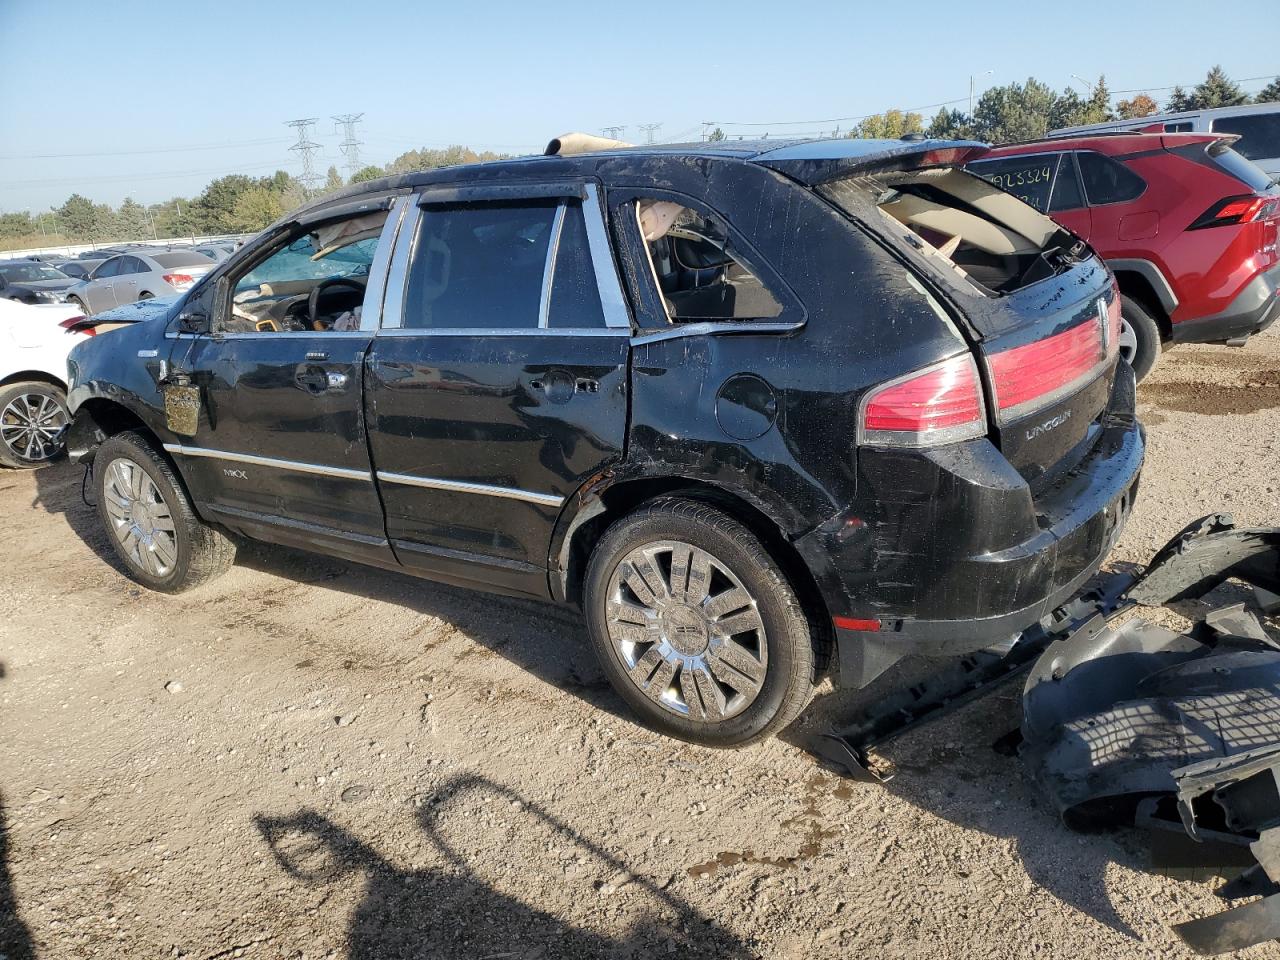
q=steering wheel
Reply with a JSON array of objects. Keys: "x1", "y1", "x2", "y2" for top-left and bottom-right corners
[{"x1": 308, "y1": 277, "x2": 366, "y2": 330}]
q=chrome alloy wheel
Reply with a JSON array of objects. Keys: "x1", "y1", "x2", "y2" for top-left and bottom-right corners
[
  {"x1": 605, "y1": 540, "x2": 767, "y2": 722},
  {"x1": 0, "y1": 392, "x2": 67, "y2": 462},
  {"x1": 1118, "y1": 317, "x2": 1139, "y2": 365},
  {"x1": 102, "y1": 457, "x2": 178, "y2": 578}
]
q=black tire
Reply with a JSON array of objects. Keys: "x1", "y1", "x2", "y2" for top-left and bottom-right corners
[
  {"x1": 1120, "y1": 294, "x2": 1162, "y2": 382},
  {"x1": 67, "y1": 296, "x2": 88, "y2": 315},
  {"x1": 138, "y1": 291, "x2": 154, "y2": 300},
  {"x1": 584, "y1": 497, "x2": 816, "y2": 747},
  {"x1": 94, "y1": 430, "x2": 236, "y2": 592},
  {"x1": 0, "y1": 381, "x2": 69, "y2": 469}
]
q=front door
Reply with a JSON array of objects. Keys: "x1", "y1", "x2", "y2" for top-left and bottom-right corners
[
  {"x1": 365, "y1": 185, "x2": 631, "y2": 597},
  {"x1": 167, "y1": 200, "x2": 406, "y2": 565}
]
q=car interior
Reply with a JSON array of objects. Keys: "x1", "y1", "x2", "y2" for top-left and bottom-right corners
[
  {"x1": 822, "y1": 169, "x2": 1082, "y2": 296},
  {"x1": 225, "y1": 212, "x2": 387, "y2": 333},
  {"x1": 636, "y1": 200, "x2": 782, "y2": 321}
]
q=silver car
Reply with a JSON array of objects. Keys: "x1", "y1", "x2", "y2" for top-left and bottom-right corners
[{"x1": 66, "y1": 250, "x2": 216, "y2": 314}]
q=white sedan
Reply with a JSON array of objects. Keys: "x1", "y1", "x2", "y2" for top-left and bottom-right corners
[{"x1": 0, "y1": 298, "x2": 89, "y2": 467}]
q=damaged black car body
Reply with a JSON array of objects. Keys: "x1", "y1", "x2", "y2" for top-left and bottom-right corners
[{"x1": 64, "y1": 135, "x2": 1142, "y2": 746}]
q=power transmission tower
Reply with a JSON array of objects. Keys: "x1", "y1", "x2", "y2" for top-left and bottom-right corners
[
  {"x1": 601, "y1": 125, "x2": 626, "y2": 140},
  {"x1": 333, "y1": 113, "x2": 365, "y2": 176},
  {"x1": 285, "y1": 118, "x2": 323, "y2": 192},
  {"x1": 638, "y1": 122, "x2": 662, "y2": 144}
]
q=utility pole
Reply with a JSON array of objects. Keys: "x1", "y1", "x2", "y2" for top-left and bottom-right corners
[
  {"x1": 601, "y1": 125, "x2": 626, "y2": 140},
  {"x1": 638, "y1": 122, "x2": 662, "y2": 144},
  {"x1": 286, "y1": 118, "x2": 323, "y2": 193},
  {"x1": 332, "y1": 113, "x2": 365, "y2": 177},
  {"x1": 970, "y1": 69, "x2": 993, "y2": 115}
]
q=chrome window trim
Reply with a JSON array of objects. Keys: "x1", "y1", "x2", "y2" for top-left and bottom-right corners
[
  {"x1": 538, "y1": 204, "x2": 567, "y2": 329},
  {"x1": 375, "y1": 470, "x2": 563, "y2": 507},
  {"x1": 162, "y1": 443, "x2": 373, "y2": 481},
  {"x1": 630, "y1": 320, "x2": 803, "y2": 346},
  {"x1": 378, "y1": 198, "x2": 423, "y2": 330},
  {"x1": 359, "y1": 196, "x2": 411, "y2": 332},
  {"x1": 582, "y1": 182, "x2": 632, "y2": 330},
  {"x1": 376, "y1": 326, "x2": 628, "y2": 338}
]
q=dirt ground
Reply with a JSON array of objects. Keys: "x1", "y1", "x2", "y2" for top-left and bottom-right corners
[{"x1": 3, "y1": 330, "x2": 1280, "y2": 960}]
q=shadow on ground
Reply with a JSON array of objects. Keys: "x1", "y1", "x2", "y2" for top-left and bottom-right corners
[
  {"x1": 784, "y1": 661, "x2": 1149, "y2": 940},
  {"x1": 256, "y1": 773, "x2": 752, "y2": 959},
  {"x1": 0, "y1": 661, "x2": 37, "y2": 960},
  {"x1": 31, "y1": 459, "x2": 634, "y2": 727}
]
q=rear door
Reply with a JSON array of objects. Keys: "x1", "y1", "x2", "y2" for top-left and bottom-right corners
[
  {"x1": 111, "y1": 255, "x2": 146, "y2": 304},
  {"x1": 365, "y1": 182, "x2": 631, "y2": 598},
  {"x1": 968, "y1": 152, "x2": 1093, "y2": 239}
]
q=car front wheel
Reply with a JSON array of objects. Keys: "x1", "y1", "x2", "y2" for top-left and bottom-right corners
[
  {"x1": 0, "y1": 381, "x2": 69, "y2": 468},
  {"x1": 584, "y1": 497, "x2": 816, "y2": 747},
  {"x1": 95, "y1": 431, "x2": 236, "y2": 592}
]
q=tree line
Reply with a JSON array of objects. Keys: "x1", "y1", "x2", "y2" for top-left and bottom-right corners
[{"x1": 2, "y1": 65, "x2": 1275, "y2": 253}]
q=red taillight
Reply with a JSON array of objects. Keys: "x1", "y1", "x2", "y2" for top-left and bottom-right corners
[
  {"x1": 1189, "y1": 195, "x2": 1278, "y2": 230},
  {"x1": 987, "y1": 299, "x2": 1111, "y2": 421},
  {"x1": 58, "y1": 315, "x2": 93, "y2": 336},
  {"x1": 858, "y1": 354, "x2": 986, "y2": 448},
  {"x1": 163, "y1": 273, "x2": 194, "y2": 286}
]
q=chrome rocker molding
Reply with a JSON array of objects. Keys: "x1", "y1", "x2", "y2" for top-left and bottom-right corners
[
  {"x1": 375, "y1": 470, "x2": 564, "y2": 507},
  {"x1": 162, "y1": 444, "x2": 373, "y2": 481}
]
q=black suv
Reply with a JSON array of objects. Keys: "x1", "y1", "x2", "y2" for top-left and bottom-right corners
[{"x1": 65, "y1": 136, "x2": 1143, "y2": 746}]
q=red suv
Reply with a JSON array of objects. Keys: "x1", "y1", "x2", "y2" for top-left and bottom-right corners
[{"x1": 970, "y1": 132, "x2": 1280, "y2": 379}]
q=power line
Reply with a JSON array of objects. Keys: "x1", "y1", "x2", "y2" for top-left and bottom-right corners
[
  {"x1": 332, "y1": 113, "x2": 365, "y2": 176},
  {"x1": 0, "y1": 137, "x2": 292, "y2": 161},
  {"x1": 285, "y1": 118, "x2": 323, "y2": 191},
  {"x1": 709, "y1": 97, "x2": 970, "y2": 128},
  {"x1": 637, "y1": 122, "x2": 662, "y2": 144}
]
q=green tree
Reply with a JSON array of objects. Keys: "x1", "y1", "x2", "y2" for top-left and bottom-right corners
[
  {"x1": 1086, "y1": 75, "x2": 1114, "y2": 123},
  {"x1": 117, "y1": 197, "x2": 150, "y2": 239},
  {"x1": 280, "y1": 180, "x2": 310, "y2": 214},
  {"x1": 384, "y1": 145, "x2": 504, "y2": 176},
  {"x1": 970, "y1": 78, "x2": 1058, "y2": 143},
  {"x1": 926, "y1": 107, "x2": 972, "y2": 140},
  {"x1": 1192, "y1": 65, "x2": 1249, "y2": 108},
  {"x1": 193, "y1": 174, "x2": 255, "y2": 233},
  {"x1": 350, "y1": 164, "x2": 385, "y2": 183},
  {"x1": 1166, "y1": 86, "x2": 1194, "y2": 112},
  {"x1": 1116, "y1": 93, "x2": 1159, "y2": 119},
  {"x1": 57, "y1": 193, "x2": 97, "y2": 240},
  {"x1": 706, "y1": 127, "x2": 727, "y2": 142},
  {"x1": 1252, "y1": 75, "x2": 1280, "y2": 104},
  {"x1": 324, "y1": 165, "x2": 344, "y2": 193},
  {"x1": 230, "y1": 187, "x2": 284, "y2": 233},
  {"x1": 853, "y1": 109, "x2": 924, "y2": 139}
]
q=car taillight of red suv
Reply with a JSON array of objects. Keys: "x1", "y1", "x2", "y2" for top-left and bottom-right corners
[{"x1": 969, "y1": 132, "x2": 1280, "y2": 380}]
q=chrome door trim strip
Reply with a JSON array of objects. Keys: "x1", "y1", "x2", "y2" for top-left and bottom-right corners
[
  {"x1": 360, "y1": 195, "x2": 412, "y2": 332},
  {"x1": 582, "y1": 182, "x2": 632, "y2": 330},
  {"x1": 538, "y1": 204, "x2": 568, "y2": 329},
  {"x1": 375, "y1": 470, "x2": 563, "y2": 507},
  {"x1": 379, "y1": 199, "x2": 424, "y2": 330},
  {"x1": 629, "y1": 320, "x2": 804, "y2": 346},
  {"x1": 374, "y1": 326, "x2": 629, "y2": 338},
  {"x1": 162, "y1": 443, "x2": 373, "y2": 481}
]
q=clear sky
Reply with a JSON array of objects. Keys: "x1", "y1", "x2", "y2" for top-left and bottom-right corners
[{"x1": 1, "y1": 0, "x2": 1276, "y2": 213}]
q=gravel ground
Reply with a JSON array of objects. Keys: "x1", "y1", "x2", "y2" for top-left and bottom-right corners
[{"x1": 2, "y1": 330, "x2": 1280, "y2": 960}]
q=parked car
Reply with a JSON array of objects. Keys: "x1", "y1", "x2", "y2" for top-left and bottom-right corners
[
  {"x1": 65, "y1": 135, "x2": 1143, "y2": 745},
  {"x1": 54, "y1": 259, "x2": 102, "y2": 281},
  {"x1": 1052, "y1": 102, "x2": 1280, "y2": 183},
  {"x1": 0, "y1": 298, "x2": 89, "y2": 467},
  {"x1": 0, "y1": 259, "x2": 77, "y2": 305},
  {"x1": 192, "y1": 244, "x2": 233, "y2": 262},
  {"x1": 64, "y1": 250, "x2": 216, "y2": 315},
  {"x1": 969, "y1": 132, "x2": 1280, "y2": 379}
]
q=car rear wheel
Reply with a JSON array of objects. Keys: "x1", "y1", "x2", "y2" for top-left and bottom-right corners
[
  {"x1": 138, "y1": 291, "x2": 154, "y2": 300},
  {"x1": 0, "y1": 381, "x2": 69, "y2": 468},
  {"x1": 584, "y1": 497, "x2": 816, "y2": 747},
  {"x1": 95, "y1": 430, "x2": 236, "y2": 592},
  {"x1": 67, "y1": 295, "x2": 88, "y2": 315},
  {"x1": 1119, "y1": 295, "x2": 1161, "y2": 382}
]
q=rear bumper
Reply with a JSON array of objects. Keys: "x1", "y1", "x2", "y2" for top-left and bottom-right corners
[
  {"x1": 1171, "y1": 262, "x2": 1280, "y2": 344},
  {"x1": 797, "y1": 365, "x2": 1144, "y2": 686}
]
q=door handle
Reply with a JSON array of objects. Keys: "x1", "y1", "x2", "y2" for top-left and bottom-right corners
[{"x1": 295, "y1": 365, "x2": 348, "y2": 394}]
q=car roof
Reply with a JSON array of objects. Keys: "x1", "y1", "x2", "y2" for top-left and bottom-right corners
[
  {"x1": 982, "y1": 131, "x2": 1225, "y2": 157},
  {"x1": 286, "y1": 136, "x2": 989, "y2": 223}
]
